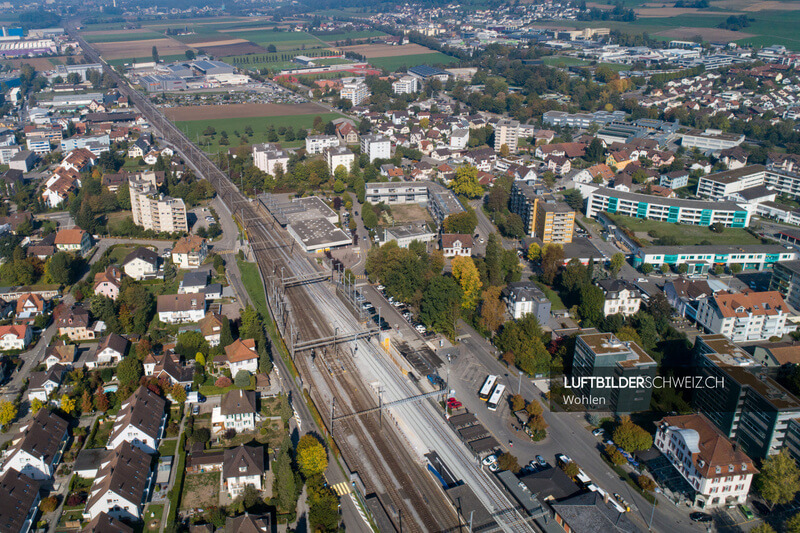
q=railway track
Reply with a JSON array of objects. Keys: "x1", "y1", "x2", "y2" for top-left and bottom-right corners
[{"x1": 69, "y1": 28, "x2": 534, "y2": 532}]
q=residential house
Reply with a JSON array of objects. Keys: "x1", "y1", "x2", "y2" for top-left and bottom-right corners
[
  {"x1": 26, "y1": 364, "x2": 65, "y2": 402},
  {"x1": 502, "y1": 282, "x2": 551, "y2": 323},
  {"x1": 127, "y1": 137, "x2": 151, "y2": 159},
  {"x1": 199, "y1": 312, "x2": 225, "y2": 347},
  {"x1": 44, "y1": 342, "x2": 76, "y2": 369},
  {"x1": 86, "y1": 334, "x2": 129, "y2": 369},
  {"x1": 0, "y1": 325, "x2": 32, "y2": 351},
  {"x1": 222, "y1": 445, "x2": 265, "y2": 498},
  {"x1": 0, "y1": 469, "x2": 40, "y2": 533},
  {"x1": 178, "y1": 271, "x2": 208, "y2": 295},
  {"x1": 219, "y1": 339, "x2": 258, "y2": 375},
  {"x1": 82, "y1": 512, "x2": 134, "y2": 533},
  {"x1": 106, "y1": 386, "x2": 167, "y2": 454},
  {"x1": 26, "y1": 234, "x2": 56, "y2": 261},
  {"x1": 93, "y1": 266, "x2": 123, "y2": 301},
  {"x1": 655, "y1": 414, "x2": 756, "y2": 508},
  {"x1": 157, "y1": 294, "x2": 206, "y2": 325},
  {"x1": 121, "y1": 248, "x2": 159, "y2": 280},
  {"x1": 224, "y1": 513, "x2": 270, "y2": 533},
  {"x1": 142, "y1": 352, "x2": 193, "y2": 387},
  {"x1": 440, "y1": 234, "x2": 473, "y2": 257},
  {"x1": 54, "y1": 304, "x2": 98, "y2": 341},
  {"x1": 54, "y1": 228, "x2": 92, "y2": 255},
  {"x1": 664, "y1": 278, "x2": 715, "y2": 320},
  {"x1": 171, "y1": 236, "x2": 208, "y2": 269},
  {"x1": 86, "y1": 441, "x2": 152, "y2": 521},
  {"x1": 1, "y1": 409, "x2": 69, "y2": 481},
  {"x1": 335, "y1": 122, "x2": 359, "y2": 144},
  {"x1": 15, "y1": 293, "x2": 45, "y2": 324},
  {"x1": 597, "y1": 279, "x2": 642, "y2": 317},
  {"x1": 573, "y1": 163, "x2": 615, "y2": 185},
  {"x1": 212, "y1": 390, "x2": 258, "y2": 435}
]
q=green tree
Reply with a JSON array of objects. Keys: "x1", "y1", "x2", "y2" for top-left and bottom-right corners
[
  {"x1": 234, "y1": 370, "x2": 250, "y2": 388},
  {"x1": 527, "y1": 243, "x2": 541, "y2": 261},
  {"x1": 116, "y1": 357, "x2": 143, "y2": 389},
  {"x1": 185, "y1": 49, "x2": 196, "y2": 60},
  {"x1": 540, "y1": 244, "x2": 564, "y2": 285},
  {"x1": 660, "y1": 263, "x2": 670, "y2": 274},
  {"x1": 30, "y1": 398, "x2": 45, "y2": 414},
  {"x1": 361, "y1": 203, "x2": 378, "y2": 229},
  {"x1": 152, "y1": 45, "x2": 159, "y2": 63},
  {"x1": 47, "y1": 252, "x2": 73, "y2": 284},
  {"x1": 449, "y1": 165, "x2": 483, "y2": 199},
  {"x1": 730, "y1": 263, "x2": 743, "y2": 274},
  {"x1": 577, "y1": 284, "x2": 604, "y2": 326},
  {"x1": 605, "y1": 444, "x2": 626, "y2": 466},
  {"x1": 613, "y1": 416, "x2": 653, "y2": 452},
  {"x1": 171, "y1": 384, "x2": 187, "y2": 403},
  {"x1": 420, "y1": 277, "x2": 462, "y2": 338},
  {"x1": 757, "y1": 449, "x2": 800, "y2": 509},
  {"x1": 637, "y1": 475, "x2": 657, "y2": 492},
  {"x1": 586, "y1": 138, "x2": 606, "y2": 162},
  {"x1": 609, "y1": 252, "x2": 625, "y2": 277},
  {"x1": 297, "y1": 434, "x2": 328, "y2": 478},
  {"x1": 784, "y1": 511, "x2": 800, "y2": 533},
  {"x1": 497, "y1": 452, "x2": 521, "y2": 473},
  {"x1": 443, "y1": 208, "x2": 478, "y2": 234},
  {"x1": 273, "y1": 437, "x2": 297, "y2": 512},
  {"x1": 0, "y1": 400, "x2": 19, "y2": 426},
  {"x1": 641, "y1": 263, "x2": 653, "y2": 274}
]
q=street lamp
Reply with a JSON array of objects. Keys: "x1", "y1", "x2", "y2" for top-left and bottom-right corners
[
  {"x1": 518, "y1": 370, "x2": 523, "y2": 395},
  {"x1": 648, "y1": 487, "x2": 662, "y2": 531}
]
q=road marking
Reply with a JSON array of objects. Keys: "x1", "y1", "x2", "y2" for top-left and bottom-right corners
[{"x1": 331, "y1": 481, "x2": 352, "y2": 496}]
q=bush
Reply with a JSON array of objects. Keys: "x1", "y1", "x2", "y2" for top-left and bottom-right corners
[
  {"x1": 637, "y1": 475, "x2": 657, "y2": 492},
  {"x1": 215, "y1": 376, "x2": 233, "y2": 388},
  {"x1": 39, "y1": 495, "x2": 58, "y2": 513},
  {"x1": 234, "y1": 370, "x2": 250, "y2": 388},
  {"x1": 605, "y1": 444, "x2": 627, "y2": 466}
]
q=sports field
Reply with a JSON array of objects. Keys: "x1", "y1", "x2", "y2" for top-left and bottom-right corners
[
  {"x1": 541, "y1": 56, "x2": 628, "y2": 71},
  {"x1": 174, "y1": 111, "x2": 343, "y2": 152},
  {"x1": 368, "y1": 52, "x2": 458, "y2": 71}
]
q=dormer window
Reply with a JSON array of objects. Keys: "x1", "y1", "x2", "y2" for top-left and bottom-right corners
[
  {"x1": 715, "y1": 466, "x2": 721, "y2": 474},
  {"x1": 729, "y1": 465, "x2": 735, "y2": 472},
  {"x1": 239, "y1": 465, "x2": 247, "y2": 472},
  {"x1": 741, "y1": 463, "x2": 747, "y2": 471},
  {"x1": 698, "y1": 459, "x2": 705, "y2": 468}
]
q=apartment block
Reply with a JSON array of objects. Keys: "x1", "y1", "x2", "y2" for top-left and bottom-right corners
[
  {"x1": 510, "y1": 182, "x2": 575, "y2": 244},
  {"x1": 585, "y1": 187, "x2": 750, "y2": 228},
  {"x1": 129, "y1": 179, "x2": 188, "y2": 233},
  {"x1": 392, "y1": 75, "x2": 420, "y2": 95},
  {"x1": 340, "y1": 78, "x2": 369, "y2": 106},
  {"x1": 633, "y1": 244, "x2": 796, "y2": 274},
  {"x1": 696, "y1": 165, "x2": 767, "y2": 200},
  {"x1": 252, "y1": 143, "x2": 289, "y2": 175},
  {"x1": 693, "y1": 334, "x2": 800, "y2": 459},
  {"x1": 681, "y1": 129, "x2": 745, "y2": 153},
  {"x1": 325, "y1": 145, "x2": 355, "y2": 172},
  {"x1": 494, "y1": 119, "x2": 520, "y2": 154},
  {"x1": 695, "y1": 291, "x2": 792, "y2": 342},
  {"x1": 361, "y1": 134, "x2": 391, "y2": 163},
  {"x1": 770, "y1": 260, "x2": 800, "y2": 309},
  {"x1": 570, "y1": 333, "x2": 657, "y2": 415}
]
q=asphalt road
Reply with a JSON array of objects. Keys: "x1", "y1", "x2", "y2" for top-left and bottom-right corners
[{"x1": 453, "y1": 320, "x2": 715, "y2": 533}]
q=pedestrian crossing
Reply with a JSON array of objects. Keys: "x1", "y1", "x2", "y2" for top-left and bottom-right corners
[{"x1": 331, "y1": 481, "x2": 352, "y2": 496}]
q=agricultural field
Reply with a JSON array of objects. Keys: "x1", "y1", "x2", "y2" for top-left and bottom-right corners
[
  {"x1": 82, "y1": 30, "x2": 166, "y2": 43},
  {"x1": 368, "y1": 52, "x2": 459, "y2": 71},
  {"x1": 173, "y1": 110, "x2": 343, "y2": 152},
  {"x1": 314, "y1": 30, "x2": 387, "y2": 43},
  {"x1": 93, "y1": 38, "x2": 190, "y2": 60},
  {"x1": 222, "y1": 29, "x2": 325, "y2": 49},
  {"x1": 606, "y1": 213, "x2": 763, "y2": 247}
]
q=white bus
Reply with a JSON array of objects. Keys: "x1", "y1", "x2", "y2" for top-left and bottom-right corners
[
  {"x1": 479, "y1": 375, "x2": 498, "y2": 401},
  {"x1": 487, "y1": 384, "x2": 506, "y2": 411}
]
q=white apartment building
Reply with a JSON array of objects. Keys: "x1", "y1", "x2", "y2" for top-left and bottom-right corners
[
  {"x1": 494, "y1": 119, "x2": 520, "y2": 154},
  {"x1": 681, "y1": 129, "x2": 745, "y2": 153},
  {"x1": 655, "y1": 414, "x2": 755, "y2": 508},
  {"x1": 392, "y1": 75, "x2": 420, "y2": 95},
  {"x1": 696, "y1": 165, "x2": 767, "y2": 200},
  {"x1": 361, "y1": 134, "x2": 391, "y2": 163},
  {"x1": 1, "y1": 410, "x2": 68, "y2": 481},
  {"x1": 365, "y1": 182, "x2": 429, "y2": 204},
  {"x1": 597, "y1": 279, "x2": 642, "y2": 317},
  {"x1": 129, "y1": 179, "x2": 188, "y2": 233},
  {"x1": 695, "y1": 291, "x2": 793, "y2": 343},
  {"x1": 450, "y1": 128, "x2": 469, "y2": 150},
  {"x1": 106, "y1": 386, "x2": 166, "y2": 454},
  {"x1": 340, "y1": 78, "x2": 369, "y2": 106},
  {"x1": 305, "y1": 135, "x2": 339, "y2": 155},
  {"x1": 86, "y1": 442, "x2": 152, "y2": 522},
  {"x1": 325, "y1": 145, "x2": 355, "y2": 173},
  {"x1": 252, "y1": 143, "x2": 289, "y2": 175}
]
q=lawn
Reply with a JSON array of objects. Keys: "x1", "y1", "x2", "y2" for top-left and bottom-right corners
[
  {"x1": 180, "y1": 472, "x2": 220, "y2": 509},
  {"x1": 606, "y1": 213, "x2": 763, "y2": 247},
  {"x1": 107, "y1": 54, "x2": 187, "y2": 67},
  {"x1": 534, "y1": 281, "x2": 566, "y2": 310},
  {"x1": 368, "y1": 52, "x2": 458, "y2": 71},
  {"x1": 174, "y1": 112, "x2": 342, "y2": 153},
  {"x1": 315, "y1": 30, "x2": 387, "y2": 42},
  {"x1": 83, "y1": 31, "x2": 165, "y2": 43},
  {"x1": 158, "y1": 439, "x2": 178, "y2": 456},
  {"x1": 225, "y1": 29, "x2": 324, "y2": 48},
  {"x1": 143, "y1": 503, "x2": 165, "y2": 532},
  {"x1": 237, "y1": 259, "x2": 267, "y2": 318},
  {"x1": 222, "y1": 50, "x2": 341, "y2": 70},
  {"x1": 87, "y1": 419, "x2": 114, "y2": 448},
  {"x1": 108, "y1": 245, "x2": 136, "y2": 264}
]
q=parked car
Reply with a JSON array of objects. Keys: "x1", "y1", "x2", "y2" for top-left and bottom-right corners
[
  {"x1": 482, "y1": 454, "x2": 497, "y2": 466},
  {"x1": 739, "y1": 505, "x2": 754, "y2": 520},
  {"x1": 690, "y1": 512, "x2": 712, "y2": 523},
  {"x1": 447, "y1": 398, "x2": 462, "y2": 409},
  {"x1": 555, "y1": 453, "x2": 572, "y2": 466},
  {"x1": 592, "y1": 428, "x2": 605, "y2": 437},
  {"x1": 488, "y1": 463, "x2": 499, "y2": 472},
  {"x1": 536, "y1": 455, "x2": 547, "y2": 467}
]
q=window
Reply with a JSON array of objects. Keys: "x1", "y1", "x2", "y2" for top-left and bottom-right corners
[{"x1": 715, "y1": 466, "x2": 721, "y2": 474}]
